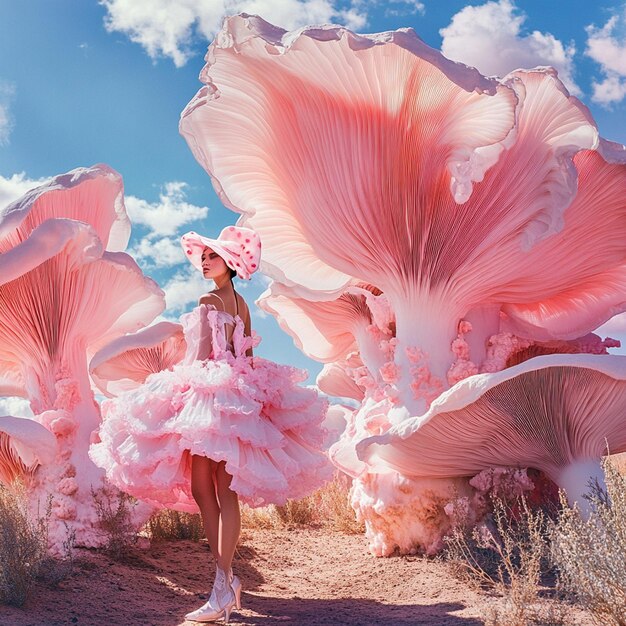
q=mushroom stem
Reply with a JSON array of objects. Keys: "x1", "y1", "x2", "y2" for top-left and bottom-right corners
[
  {"x1": 21, "y1": 345, "x2": 108, "y2": 551},
  {"x1": 353, "y1": 323, "x2": 386, "y2": 382},
  {"x1": 389, "y1": 294, "x2": 460, "y2": 420},
  {"x1": 463, "y1": 305, "x2": 502, "y2": 366},
  {"x1": 553, "y1": 458, "x2": 607, "y2": 519}
]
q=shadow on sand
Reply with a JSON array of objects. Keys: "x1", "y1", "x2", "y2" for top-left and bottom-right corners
[{"x1": 222, "y1": 595, "x2": 484, "y2": 625}]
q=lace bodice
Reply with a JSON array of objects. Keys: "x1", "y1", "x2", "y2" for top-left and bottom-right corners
[{"x1": 180, "y1": 304, "x2": 259, "y2": 364}]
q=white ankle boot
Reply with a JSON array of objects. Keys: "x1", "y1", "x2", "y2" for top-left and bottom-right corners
[
  {"x1": 185, "y1": 567, "x2": 236, "y2": 623},
  {"x1": 228, "y1": 570, "x2": 242, "y2": 610}
]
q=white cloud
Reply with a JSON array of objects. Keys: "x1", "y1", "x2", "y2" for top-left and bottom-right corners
[
  {"x1": 0, "y1": 396, "x2": 33, "y2": 417},
  {"x1": 0, "y1": 81, "x2": 15, "y2": 146},
  {"x1": 440, "y1": 0, "x2": 580, "y2": 95},
  {"x1": 586, "y1": 9, "x2": 626, "y2": 105},
  {"x1": 162, "y1": 265, "x2": 212, "y2": 313},
  {"x1": 125, "y1": 181, "x2": 208, "y2": 237},
  {"x1": 0, "y1": 172, "x2": 51, "y2": 211},
  {"x1": 381, "y1": 0, "x2": 425, "y2": 18},
  {"x1": 125, "y1": 181, "x2": 209, "y2": 270},
  {"x1": 130, "y1": 235, "x2": 186, "y2": 269},
  {"x1": 101, "y1": 0, "x2": 369, "y2": 67}
]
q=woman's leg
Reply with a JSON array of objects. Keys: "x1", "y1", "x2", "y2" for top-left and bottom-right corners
[
  {"x1": 214, "y1": 461, "x2": 241, "y2": 573},
  {"x1": 190, "y1": 454, "x2": 221, "y2": 562}
]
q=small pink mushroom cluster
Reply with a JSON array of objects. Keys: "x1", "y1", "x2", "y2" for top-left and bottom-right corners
[
  {"x1": 0, "y1": 165, "x2": 165, "y2": 553},
  {"x1": 178, "y1": 15, "x2": 626, "y2": 555}
]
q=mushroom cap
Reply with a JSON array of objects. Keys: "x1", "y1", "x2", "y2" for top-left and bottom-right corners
[
  {"x1": 178, "y1": 15, "x2": 626, "y2": 350},
  {"x1": 0, "y1": 229, "x2": 165, "y2": 390},
  {"x1": 0, "y1": 415, "x2": 56, "y2": 485},
  {"x1": 316, "y1": 362, "x2": 365, "y2": 402},
  {"x1": 90, "y1": 322, "x2": 186, "y2": 397},
  {"x1": 256, "y1": 282, "x2": 375, "y2": 362},
  {"x1": 499, "y1": 144, "x2": 626, "y2": 340},
  {"x1": 0, "y1": 217, "x2": 102, "y2": 287},
  {"x1": 357, "y1": 354, "x2": 626, "y2": 483},
  {"x1": 180, "y1": 14, "x2": 518, "y2": 295},
  {"x1": 0, "y1": 164, "x2": 130, "y2": 252}
]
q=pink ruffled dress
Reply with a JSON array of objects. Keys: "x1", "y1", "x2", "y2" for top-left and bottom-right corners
[{"x1": 90, "y1": 304, "x2": 332, "y2": 511}]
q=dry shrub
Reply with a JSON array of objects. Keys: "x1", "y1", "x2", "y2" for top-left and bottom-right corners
[
  {"x1": 444, "y1": 494, "x2": 566, "y2": 626},
  {"x1": 91, "y1": 486, "x2": 138, "y2": 560},
  {"x1": 241, "y1": 473, "x2": 363, "y2": 533},
  {"x1": 0, "y1": 484, "x2": 48, "y2": 606},
  {"x1": 145, "y1": 509, "x2": 204, "y2": 542},
  {"x1": 551, "y1": 460, "x2": 626, "y2": 626},
  {"x1": 315, "y1": 472, "x2": 364, "y2": 534},
  {"x1": 0, "y1": 483, "x2": 74, "y2": 606},
  {"x1": 608, "y1": 452, "x2": 626, "y2": 476},
  {"x1": 274, "y1": 497, "x2": 316, "y2": 526}
]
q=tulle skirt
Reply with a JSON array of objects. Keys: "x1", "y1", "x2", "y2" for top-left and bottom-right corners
[{"x1": 90, "y1": 355, "x2": 332, "y2": 511}]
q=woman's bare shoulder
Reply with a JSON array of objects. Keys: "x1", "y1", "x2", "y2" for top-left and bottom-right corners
[{"x1": 198, "y1": 292, "x2": 226, "y2": 311}]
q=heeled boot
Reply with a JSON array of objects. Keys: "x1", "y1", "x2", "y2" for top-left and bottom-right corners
[
  {"x1": 185, "y1": 566, "x2": 236, "y2": 623},
  {"x1": 228, "y1": 569, "x2": 242, "y2": 610}
]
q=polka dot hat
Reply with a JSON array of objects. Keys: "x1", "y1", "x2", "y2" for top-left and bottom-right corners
[{"x1": 180, "y1": 226, "x2": 261, "y2": 280}]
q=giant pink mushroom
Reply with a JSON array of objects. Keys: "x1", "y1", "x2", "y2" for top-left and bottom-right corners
[
  {"x1": 357, "y1": 354, "x2": 626, "y2": 519},
  {"x1": 180, "y1": 15, "x2": 626, "y2": 420},
  {"x1": 0, "y1": 168, "x2": 165, "y2": 550},
  {"x1": 90, "y1": 322, "x2": 186, "y2": 397}
]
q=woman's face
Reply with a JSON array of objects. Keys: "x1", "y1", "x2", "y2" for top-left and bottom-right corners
[{"x1": 201, "y1": 247, "x2": 229, "y2": 280}]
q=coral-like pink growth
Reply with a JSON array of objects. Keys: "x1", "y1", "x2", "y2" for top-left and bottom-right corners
[
  {"x1": 0, "y1": 415, "x2": 56, "y2": 486},
  {"x1": 349, "y1": 470, "x2": 474, "y2": 556},
  {"x1": 359, "y1": 354, "x2": 626, "y2": 515},
  {"x1": 447, "y1": 319, "x2": 479, "y2": 385},
  {"x1": 482, "y1": 331, "x2": 620, "y2": 372},
  {"x1": 38, "y1": 409, "x2": 76, "y2": 438},
  {"x1": 480, "y1": 332, "x2": 532, "y2": 372},
  {"x1": 321, "y1": 404, "x2": 352, "y2": 450},
  {"x1": 469, "y1": 467, "x2": 535, "y2": 498},
  {"x1": 90, "y1": 322, "x2": 186, "y2": 397},
  {"x1": 379, "y1": 361, "x2": 399, "y2": 384}
]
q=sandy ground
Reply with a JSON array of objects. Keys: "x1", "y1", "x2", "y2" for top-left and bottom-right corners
[{"x1": 0, "y1": 528, "x2": 585, "y2": 626}]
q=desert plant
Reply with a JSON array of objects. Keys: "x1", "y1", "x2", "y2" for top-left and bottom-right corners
[
  {"x1": 0, "y1": 484, "x2": 48, "y2": 606},
  {"x1": 444, "y1": 494, "x2": 565, "y2": 625},
  {"x1": 241, "y1": 473, "x2": 363, "y2": 533},
  {"x1": 91, "y1": 486, "x2": 138, "y2": 560},
  {"x1": 551, "y1": 460, "x2": 626, "y2": 626},
  {"x1": 145, "y1": 509, "x2": 204, "y2": 542},
  {"x1": 273, "y1": 497, "x2": 316, "y2": 526}
]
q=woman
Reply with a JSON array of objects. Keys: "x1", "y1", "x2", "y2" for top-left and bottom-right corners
[{"x1": 91, "y1": 226, "x2": 332, "y2": 623}]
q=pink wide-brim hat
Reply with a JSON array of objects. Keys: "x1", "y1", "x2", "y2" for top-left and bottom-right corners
[{"x1": 180, "y1": 226, "x2": 261, "y2": 280}]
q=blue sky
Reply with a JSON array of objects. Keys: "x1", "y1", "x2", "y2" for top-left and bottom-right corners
[{"x1": 1, "y1": 0, "x2": 626, "y2": 384}]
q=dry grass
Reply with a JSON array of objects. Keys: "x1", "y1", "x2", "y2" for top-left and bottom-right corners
[
  {"x1": 91, "y1": 486, "x2": 139, "y2": 560},
  {"x1": 551, "y1": 460, "x2": 626, "y2": 626},
  {"x1": 241, "y1": 473, "x2": 363, "y2": 534},
  {"x1": 145, "y1": 509, "x2": 204, "y2": 542},
  {"x1": 0, "y1": 483, "x2": 74, "y2": 607},
  {"x1": 443, "y1": 494, "x2": 569, "y2": 626}
]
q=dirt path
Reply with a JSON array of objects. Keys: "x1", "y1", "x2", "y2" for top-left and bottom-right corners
[{"x1": 0, "y1": 528, "x2": 561, "y2": 625}]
